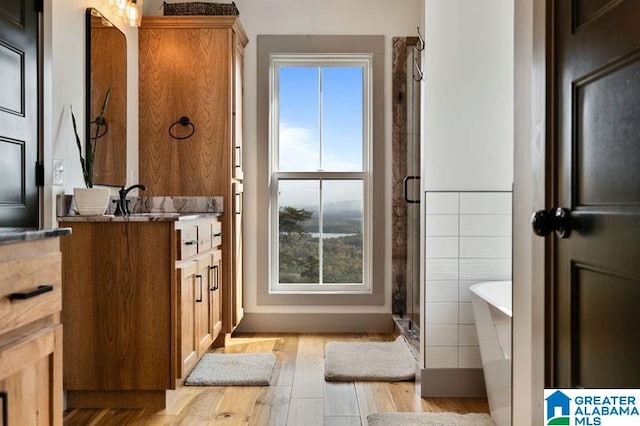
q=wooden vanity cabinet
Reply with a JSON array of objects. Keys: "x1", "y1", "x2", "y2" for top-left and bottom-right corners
[
  {"x1": 139, "y1": 16, "x2": 247, "y2": 336},
  {"x1": 60, "y1": 216, "x2": 222, "y2": 409},
  {"x1": 0, "y1": 237, "x2": 64, "y2": 426},
  {"x1": 177, "y1": 242, "x2": 222, "y2": 379}
]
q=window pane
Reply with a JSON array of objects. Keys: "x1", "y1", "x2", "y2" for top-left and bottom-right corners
[
  {"x1": 321, "y1": 67, "x2": 364, "y2": 171},
  {"x1": 278, "y1": 67, "x2": 319, "y2": 171},
  {"x1": 278, "y1": 180, "x2": 319, "y2": 283},
  {"x1": 322, "y1": 180, "x2": 363, "y2": 284}
]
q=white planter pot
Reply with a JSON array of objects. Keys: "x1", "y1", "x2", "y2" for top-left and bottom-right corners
[{"x1": 73, "y1": 187, "x2": 111, "y2": 216}]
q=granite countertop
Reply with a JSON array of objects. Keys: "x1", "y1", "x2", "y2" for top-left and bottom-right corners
[
  {"x1": 58, "y1": 212, "x2": 221, "y2": 222},
  {"x1": 0, "y1": 228, "x2": 72, "y2": 244},
  {"x1": 56, "y1": 195, "x2": 224, "y2": 222}
]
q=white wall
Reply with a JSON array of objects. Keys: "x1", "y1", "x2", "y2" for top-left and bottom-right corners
[
  {"x1": 44, "y1": 0, "x2": 139, "y2": 227},
  {"x1": 420, "y1": 0, "x2": 514, "y2": 396},
  {"x1": 423, "y1": 0, "x2": 513, "y2": 191},
  {"x1": 145, "y1": 0, "x2": 422, "y2": 314}
]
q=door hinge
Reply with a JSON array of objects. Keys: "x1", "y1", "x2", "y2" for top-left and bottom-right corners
[{"x1": 35, "y1": 162, "x2": 44, "y2": 187}]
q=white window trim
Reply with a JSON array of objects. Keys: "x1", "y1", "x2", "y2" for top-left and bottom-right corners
[{"x1": 268, "y1": 54, "x2": 373, "y2": 294}]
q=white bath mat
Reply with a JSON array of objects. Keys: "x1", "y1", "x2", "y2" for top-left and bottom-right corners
[
  {"x1": 324, "y1": 336, "x2": 416, "y2": 381},
  {"x1": 184, "y1": 353, "x2": 276, "y2": 386},
  {"x1": 367, "y1": 412, "x2": 495, "y2": 426}
]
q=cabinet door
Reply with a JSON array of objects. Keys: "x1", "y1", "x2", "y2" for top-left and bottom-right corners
[
  {"x1": 232, "y1": 33, "x2": 244, "y2": 181},
  {"x1": 139, "y1": 26, "x2": 230, "y2": 196},
  {"x1": 0, "y1": 325, "x2": 62, "y2": 426},
  {"x1": 177, "y1": 261, "x2": 198, "y2": 378},
  {"x1": 232, "y1": 183, "x2": 244, "y2": 327},
  {"x1": 195, "y1": 254, "x2": 213, "y2": 356},
  {"x1": 209, "y1": 250, "x2": 223, "y2": 340}
]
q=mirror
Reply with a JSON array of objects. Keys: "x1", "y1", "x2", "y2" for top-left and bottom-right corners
[{"x1": 86, "y1": 8, "x2": 127, "y2": 187}]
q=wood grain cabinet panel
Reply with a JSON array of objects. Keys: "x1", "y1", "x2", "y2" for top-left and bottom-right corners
[
  {"x1": 0, "y1": 237, "x2": 64, "y2": 426},
  {"x1": 177, "y1": 260, "x2": 198, "y2": 378},
  {"x1": 210, "y1": 249, "x2": 223, "y2": 338},
  {"x1": 60, "y1": 216, "x2": 222, "y2": 409},
  {"x1": 139, "y1": 16, "x2": 247, "y2": 336}
]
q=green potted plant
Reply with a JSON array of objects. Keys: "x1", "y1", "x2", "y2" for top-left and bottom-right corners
[{"x1": 71, "y1": 88, "x2": 112, "y2": 215}]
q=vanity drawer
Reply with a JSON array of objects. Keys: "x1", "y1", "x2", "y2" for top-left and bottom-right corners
[
  {"x1": 198, "y1": 218, "x2": 222, "y2": 251},
  {"x1": 198, "y1": 222, "x2": 213, "y2": 251},
  {"x1": 0, "y1": 253, "x2": 62, "y2": 336},
  {"x1": 177, "y1": 225, "x2": 199, "y2": 260},
  {"x1": 211, "y1": 220, "x2": 222, "y2": 248}
]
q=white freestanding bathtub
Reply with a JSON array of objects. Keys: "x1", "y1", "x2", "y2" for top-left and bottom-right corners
[{"x1": 470, "y1": 281, "x2": 512, "y2": 426}]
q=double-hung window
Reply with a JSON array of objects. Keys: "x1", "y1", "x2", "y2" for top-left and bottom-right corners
[{"x1": 269, "y1": 54, "x2": 372, "y2": 293}]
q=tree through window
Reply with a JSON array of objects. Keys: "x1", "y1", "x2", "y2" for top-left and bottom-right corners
[{"x1": 270, "y1": 56, "x2": 372, "y2": 292}]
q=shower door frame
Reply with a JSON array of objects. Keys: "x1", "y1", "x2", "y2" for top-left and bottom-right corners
[{"x1": 391, "y1": 36, "x2": 422, "y2": 331}]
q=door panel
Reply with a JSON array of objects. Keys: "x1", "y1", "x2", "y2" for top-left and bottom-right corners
[
  {"x1": 573, "y1": 0, "x2": 621, "y2": 28},
  {"x1": 196, "y1": 255, "x2": 213, "y2": 356},
  {"x1": 573, "y1": 265, "x2": 640, "y2": 388},
  {"x1": 232, "y1": 182, "x2": 243, "y2": 326},
  {"x1": 210, "y1": 250, "x2": 222, "y2": 338},
  {"x1": 549, "y1": 0, "x2": 640, "y2": 388},
  {"x1": 0, "y1": 0, "x2": 39, "y2": 228},
  {"x1": 178, "y1": 262, "x2": 197, "y2": 378},
  {"x1": 574, "y1": 54, "x2": 640, "y2": 206}
]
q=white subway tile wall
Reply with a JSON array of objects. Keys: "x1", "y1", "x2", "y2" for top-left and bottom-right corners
[
  {"x1": 425, "y1": 283, "x2": 458, "y2": 302},
  {"x1": 458, "y1": 346, "x2": 483, "y2": 368},
  {"x1": 426, "y1": 324, "x2": 459, "y2": 346},
  {"x1": 425, "y1": 346, "x2": 459, "y2": 369},
  {"x1": 459, "y1": 324, "x2": 480, "y2": 346},
  {"x1": 424, "y1": 191, "x2": 512, "y2": 369}
]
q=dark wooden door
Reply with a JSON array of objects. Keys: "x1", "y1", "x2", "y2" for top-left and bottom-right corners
[
  {"x1": 547, "y1": 0, "x2": 640, "y2": 388},
  {"x1": 0, "y1": 0, "x2": 39, "y2": 228}
]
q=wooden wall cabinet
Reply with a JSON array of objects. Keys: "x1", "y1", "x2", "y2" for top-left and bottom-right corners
[
  {"x1": 0, "y1": 237, "x2": 64, "y2": 425},
  {"x1": 60, "y1": 216, "x2": 222, "y2": 409},
  {"x1": 139, "y1": 16, "x2": 247, "y2": 336}
]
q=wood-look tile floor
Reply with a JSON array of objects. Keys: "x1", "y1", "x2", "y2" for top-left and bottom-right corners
[{"x1": 64, "y1": 333, "x2": 489, "y2": 425}]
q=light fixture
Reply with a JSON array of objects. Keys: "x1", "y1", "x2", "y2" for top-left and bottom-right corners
[
  {"x1": 103, "y1": 0, "x2": 143, "y2": 27},
  {"x1": 126, "y1": 0, "x2": 143, "y2": 27},
  {"x1": 116, "y1": 0, "x2": 128, "y2": 16}
]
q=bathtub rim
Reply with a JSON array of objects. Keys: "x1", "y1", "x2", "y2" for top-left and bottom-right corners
[{"x1": 470, "y1": 280, "x2": 512, "y2": 318}]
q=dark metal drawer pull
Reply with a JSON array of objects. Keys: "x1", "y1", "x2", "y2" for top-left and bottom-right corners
[
  {"x1": 195, "y1": 275, "x2": 203, "y2": 302},
  {"x1": 1, "y1": 391, "x2": 7, "y2": 426},
  {"x1": 9, "y1": 285, "x2": 53, "y2": 301},
  {"x1": 209, "y1": 265, "x2": 219, "y2": 291},
  {"x1": 213, "y1": 232, "x2": 222, "y2": 237},
  {"x1": 185, "y1": 240, "x2": 198, "y2": 246}
]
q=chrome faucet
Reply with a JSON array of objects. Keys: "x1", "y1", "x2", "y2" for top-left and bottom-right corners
[{"x1": 117, "y1": 184, "x2": 146, "y2": 216}]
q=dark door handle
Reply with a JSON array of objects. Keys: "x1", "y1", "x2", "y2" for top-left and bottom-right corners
[
  {"x1": 1, "y1": 391, "x2": 7, "y2": 425},
  {"x1": 9, "y1": 285, "x2": 53, "y2": 301},
  {"x1": 531, "y1": 207, "x2": 571, "y2": 239},
  {"x1": 213, "y1": 265, "x2": 219, "y2": 290},
  {"x1": 208, "y1": 265, "x2": 219, "y2": 291},
  {"x1": 195, "y1": 274, "x2": 203, "y2": 302},
  {"x1": 403, "y1": 176, "x2": 420, "y2": 204}
]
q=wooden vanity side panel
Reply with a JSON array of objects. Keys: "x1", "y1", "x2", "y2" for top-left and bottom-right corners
[{"x1": 60, "y1": 222, "x2": 174, "y2": 391}]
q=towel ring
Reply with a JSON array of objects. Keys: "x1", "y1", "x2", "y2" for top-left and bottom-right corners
[
  {"x1": 169, "y1": 116, "x2": 196, "y2": 140},
  {"x1": 90, "y1": 116, "x2": 109, "y2": 140}
]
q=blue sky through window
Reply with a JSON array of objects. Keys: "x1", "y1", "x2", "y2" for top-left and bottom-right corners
[{"x1": 278, "y1": 66, "x2": 363, "y2": 172}]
